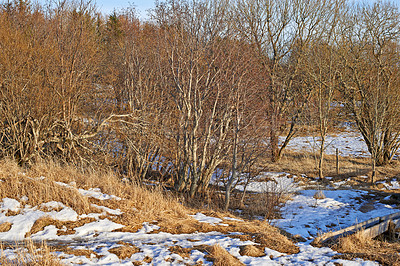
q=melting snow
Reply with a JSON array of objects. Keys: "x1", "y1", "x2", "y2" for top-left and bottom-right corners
[
  {"x1": 1, "y1": 198, "x2": 21, "y2": 212},
  {"x1": 275, "y1": 189, "x2": 398, "y2": 240}
]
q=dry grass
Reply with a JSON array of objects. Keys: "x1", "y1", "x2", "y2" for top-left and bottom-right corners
[
  {"x1": 332, "y1": 231, "x2": 400, "y2": 266},
  {"x1": 0, "y1": 240, "x2": 62, "y2": 266},
  {"x1": 0, "y1": 159, "x2": 187, "y2": 226},
  {"x1": 25, "y1": 216, "x2": 98, "y2": 238},
  {"x1": 260, "y1": 150, "x2": 400, "y2": 190},
  {"x1": 203, "y1": 244, "x2": 244, "y2": 266},
  {"x1": 55, "y1": 246, "x2": 101, "y2": 259},
  {"x1": 0, "y1": 158, "x2": 303, "y2": 264},
  {"x1": 262, "y1": 150, "x2": 372, "y2": 180},
  {"x1": 108, "y1": 242, "x2": 140, "y2": 259},
  {"x1": 0, "y1": 159, "x2": 93, "y2": 214},
  {"x1": 238, "y1": 245, "x2": 265, "y2": 257},
  {"x1": 0, "y1": 222, "x2": 12, "y2": 233},
  {"x1": 155, "y1": 212, "x2": 299, "y2": 254},
  {"x1": 168, "y1": 245, "x2": 192, "y2": 258}
]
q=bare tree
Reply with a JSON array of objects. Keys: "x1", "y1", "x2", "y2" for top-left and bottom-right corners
[
  {"x1": 302, "y1": 1, "x2": 344, "y2": 179},
  {"x1": 233, "y1": 0, "x2": 340, "y2": 162},
  {"x1": 337, "y1": 1, "x2": 400, "y2": 184},
  {"x1": 0, "y1": 0, "x2": 108, "y2": 165},
  {"x1": 100, "y1": 7, "x2": 168, "y2": 180},
  {"x1": 152, "y1": 0, "x2": 234, "y2": 197},
  {"x1": 221, "y1": 40, "x2": 269, "y2": 211}
]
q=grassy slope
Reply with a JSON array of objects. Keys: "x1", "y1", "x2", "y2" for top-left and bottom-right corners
[{"x1": 0, "y1": 159, "x2": 298, "y2": 264}]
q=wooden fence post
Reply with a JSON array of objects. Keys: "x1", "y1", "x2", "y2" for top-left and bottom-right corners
[{"x1": 336, "y1": 148, "x2": 339, "y2": 175}]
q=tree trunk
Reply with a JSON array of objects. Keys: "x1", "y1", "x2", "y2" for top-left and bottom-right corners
[
  {"x1": 371, "y1": 157, "x2": 376, "y2": 186},
  {"x1": 318, "y1": 136, "x2": 325, "y2": 179},
  {"x1": 270, "y1": 127, "x2": 279, "y2": 162}
]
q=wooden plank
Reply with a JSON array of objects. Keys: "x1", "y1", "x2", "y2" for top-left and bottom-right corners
[
  {"x1": 313, "y1": 211, "x2": 400, "y2": 245},
  {"x1": 362, "y1": 219, "x2": 391, "y2": 238},
  {"x1": 362, "y1": 218, "x2": 400, "y2": 238},
  {"x1": 314, "y1": 216, "x2": 381, "y2": 244}
]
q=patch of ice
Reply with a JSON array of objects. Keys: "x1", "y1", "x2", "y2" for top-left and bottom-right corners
[
  {"x1": 55, "y1": 181, "x2": 70, "y2": 188},
  {"x1": 333, "y1": 180, "x2": 347, "y2": 187},
  {"x1": 283, "y1": 132, "x2": 370, "y2": 158},
  {"x1": 274, "y1": 243, "x2": 378, "y2": 265},
  {"x1": 31, "y1": 225, "x2": 59, "y2": 240},
  {"x1": 235, "y1": 172, "x2": 299, "y2": 194},
  {"x1": 136, "y1": 222, "x2": 160, "y2": 233},
  {"x1": 47, "y1": 207, "x2": 78, "y2": 222}
]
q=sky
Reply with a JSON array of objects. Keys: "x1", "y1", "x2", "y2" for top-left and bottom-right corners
[
  {"x1": 33, "y1": 0, "x2": 155, "y2": 18},
  {"x1": 95, "y1": 0, "x2": 155, "y2": 16}
]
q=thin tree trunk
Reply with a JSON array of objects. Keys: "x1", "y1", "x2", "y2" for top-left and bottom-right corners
[{"x1": 371, "y1": 157, "x2": 376, "y2": 186}]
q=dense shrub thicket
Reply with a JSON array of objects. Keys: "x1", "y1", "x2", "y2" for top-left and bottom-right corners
[{"x1": 1, "y1": 0, "x2": 399, "y2": 199}]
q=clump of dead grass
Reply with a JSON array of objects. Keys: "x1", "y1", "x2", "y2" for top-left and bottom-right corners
[
  {"x1": 30, "y1": 160, "x2": 188, "y2": 223},
  {"x1": 25, "y1": 216, "x2": 98, "y2": 238},
  {"x1": 0, "y1": 159, "x2": 301, "y2": 264},
  {"x1": 0, "y1": 222, "x2": 12, "y2": 233},
  {"x1": 204, "y1": 244, "x2": 244, "y2": 266},
  {"x1": 168, "y1": 245, "x2": 192, "y2": 258},
  {"x1": 239, "y1": 245, "x2": 265, "y2": 257},
  {"x1": 332, "y1": 231, "x2": 400, "y2": 265},
  {"x1": 0, "y1": 240, "x2": 62, "y2": 266},
  {"x1": 54, "y1": 246, "x2": 101, "y2": 259},
  {"x1": 313, "y1": 190, "x2": 326, "y2": 199},
  {"x1": 109, "y1": 242, "x2": 140, "y2": 260}
]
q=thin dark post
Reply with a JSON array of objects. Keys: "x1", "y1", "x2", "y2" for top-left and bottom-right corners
[{"x1": 336, "y1": 148, "x2": 339, "y2": 175}]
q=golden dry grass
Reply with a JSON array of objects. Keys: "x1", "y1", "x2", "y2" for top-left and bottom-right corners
[
  {"x1": 155, "y1": 212, "x2": 299, "y2": 254},
  {"x1": 53, "y1": 246, "x2": 101, "y2": 259},
  {"x1": 25, "y1": 216, "x2": 98, "y2": 238},
  {"x1": 108, "y1": 243, "x2": 140, "y2": 260},
  {"x1": 331, "y1": 231, "x2": 400, "y2": 266},
  {"x1": 0, "y1": 240, "x2": 62, "y2": 266},
  {"x1": 0, "y1": 222, "x2": 12, "y2": 233},
  {"x1": 260, "y1": 149, "x2": 400, "y2": 191},
  {"x1": 204, "y1": 244, "x2": 244, "y2": 266},
  {"x1": 0, "y1": 158, "x2": 302, "y2": 264},
  {"x1": 0, "y1": 160, "x2": 93, "y2": 215},
  {"x1": 262, "y1": 150, "x2": 372, "y2": 180},
  {"x1": 0, "y1": 159, "x2": 188, "y2": 226},
  {"x1": 238, "y1": 245, "x2": 265, "y2": 257},
  {"x1": 168, "y1": 245, "x2": 192, "y2": 258}
]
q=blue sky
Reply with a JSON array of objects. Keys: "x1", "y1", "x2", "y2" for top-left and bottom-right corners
[
  {"x1": 33, "y1": 0, "x2": 156, "y2": 18},
  {"x1": 95, "y1": 0, "x2": 155, "y2": 16}
]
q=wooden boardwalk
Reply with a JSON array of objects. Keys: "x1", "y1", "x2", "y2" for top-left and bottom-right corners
[{"x1": 312, "y1": 211, "x2": 400, "y2": 245}]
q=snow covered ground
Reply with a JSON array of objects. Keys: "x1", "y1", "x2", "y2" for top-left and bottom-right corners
[
  {"x1": 282, "y1": 131, "x2": 369, "y2": 157},
  {"x1": 0, "y1": 176, "x2": 393, "y2": 265},
  {"x1": 275, "y1": 188, "x2": 398, "y2": 240},
  {"x1": 1, "y1": 130, "x2": 399, "y2": 265}
]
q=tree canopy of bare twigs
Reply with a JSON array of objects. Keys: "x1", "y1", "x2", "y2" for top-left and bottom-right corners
[
  {"x1": 336, "y1": 1, "x2": 400, "y2": 183},
  {"x1": 1, "y1": 0, "x2": 400, "y2": 192}
]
